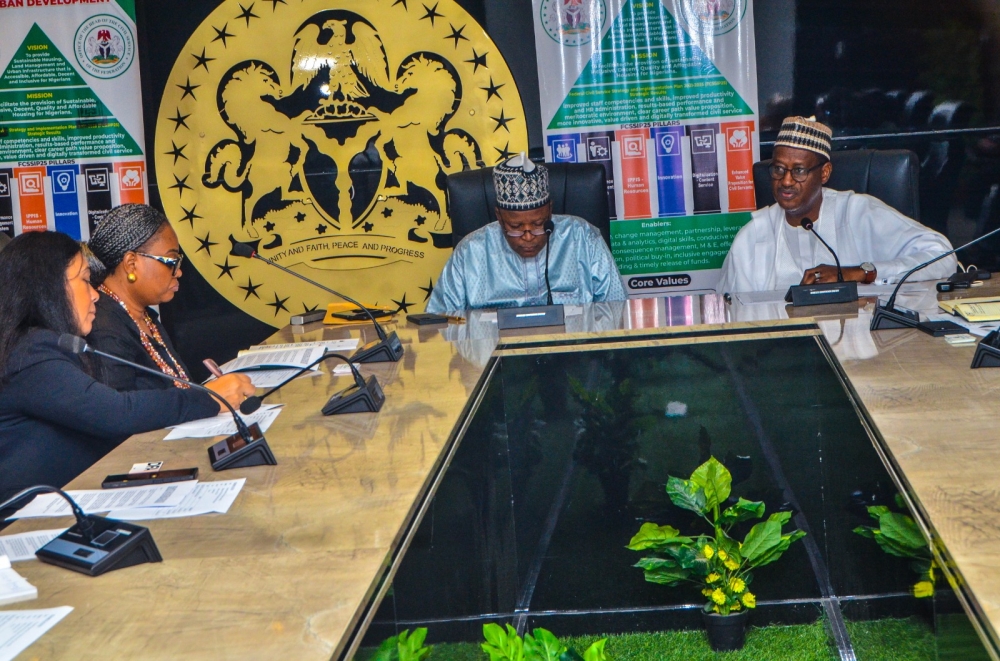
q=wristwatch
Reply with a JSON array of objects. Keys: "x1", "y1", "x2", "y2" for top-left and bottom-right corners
[{"x1": 860, "y1": 262, "x2": 877, "y2": 284}]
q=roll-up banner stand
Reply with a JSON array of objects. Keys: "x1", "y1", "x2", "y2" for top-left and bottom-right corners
[
  {"x1": 0, "y1": 0, "x2": 146, "y2": 241},
  {"x1": 533, "y1": 0, "x2": 759, "y2": 294}
]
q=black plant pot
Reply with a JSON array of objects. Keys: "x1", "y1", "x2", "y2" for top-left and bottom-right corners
[{"x1": 702, "y1": 609, "x2": 749, "y2": 652}]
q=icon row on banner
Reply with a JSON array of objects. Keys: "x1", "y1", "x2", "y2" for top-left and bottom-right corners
[
  {"x1": 0, "y1": 161, "x2": 146, "y2": 241},
  {"x1": 545, "y1": 121, "x2": 757, "y2": 220}
]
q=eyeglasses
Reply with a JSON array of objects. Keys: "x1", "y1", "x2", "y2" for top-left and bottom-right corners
[
  {"x1": 137, "y1": 252, "x2": 184, "y2": 275},
  {"x1": 768, "y1": 163, "x2": 824, "y2": 182},
  {"x1": 499, "y1": 216, "x2": 550, "y2": 238}
]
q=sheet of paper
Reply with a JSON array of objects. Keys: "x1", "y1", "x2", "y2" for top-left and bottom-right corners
[
  {"x1": 0, "y1": 530, "x2": 64, "y2": 562},
  {"x1": 0, "y1": 556, "x2": 36, "y2": 607},
  {"x1": 240, "y1": 339, "x2": 359, "y2": 354},
  {"x1": 479, "y1": 311, "x2": 498, "y2": 322},
  {"x1": 11, "y1": 482, "x2": 198, "y2": 519},
  {"x1": 220, "y1": 346, "x2": 324, "y2": 372},
  {"x1": 564, "y1": 305, "x2": 584, "y2": 316},
  {"x1": 163, "y1": 405, "x2": 283, "y2": 440},
  {"x1": 0, "y1": 606, "x2": 73, "y2": 661},
  {"x1": 114, "y1": 479, "x2": 246, "y2": 521},
  {"x1": 245, "y1": 369, "x2": 322, "y2": 388}
]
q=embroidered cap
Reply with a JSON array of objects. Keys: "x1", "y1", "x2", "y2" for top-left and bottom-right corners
[
  {"x1": 88, "y1": 203, "x2": 168, "y2": 272},
  {"x1": 775, "y1": 116, "x2": 832, "y2": 160},
  {"x1": 494, "y1": 153, "x2": 550, "y2": 211}
]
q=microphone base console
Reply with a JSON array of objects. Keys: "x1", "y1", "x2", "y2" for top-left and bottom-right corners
[
  {"x1": 785, "y1": 282, "x2": 858, "y2": 307},
  {"x1": 497, "y1": 304, "x2": 565, "y2": 330},
  {"x1": 208, "y1": 423, "x2": 277, "y2": 470},
  {"x1": 972, "y1": 330, "x2": 1000, "y2": 369},
  {"x1": 870, "y1": 303, "x2": 920, "y2": 330},
  {"x1": 352, "y1": 331, "x2": 404, "y2": 363},
  {"x1": 323, "y1": 375, "x2": 385, "y2": 415},
  {"x1": 36, "y1": 516, "x2": 161, "y2": 576}
]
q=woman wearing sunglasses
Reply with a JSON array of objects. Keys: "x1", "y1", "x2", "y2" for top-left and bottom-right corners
[{"x1": 86, "y1": 204, "x2": 248, "y2": 394}]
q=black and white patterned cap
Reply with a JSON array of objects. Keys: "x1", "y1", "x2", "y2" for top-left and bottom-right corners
[
  {"x1": 494, "y1": 153, "x2": 550, "y2": 211},
  {"x1": 775, "y1": 116, "x2": 832, "y2": 160},
  {"x1": 87, "y1": 203, "x2": 167, "y2": 272}
]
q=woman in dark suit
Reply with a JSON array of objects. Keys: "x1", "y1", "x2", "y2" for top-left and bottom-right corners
[
  {"x1": 0, "y1": 232, "x2": 255, "y2": 501},
  {"x1": 86, "y1": 204, "x2": 201, "y2": 391}
]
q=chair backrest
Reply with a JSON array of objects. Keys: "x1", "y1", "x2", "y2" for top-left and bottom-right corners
[
  {"x1": 753, "y1": 149, "x2": 921, "y2": 220},
  {"x1": 445, "y1": 162, "x2": 611, "y2": 247}
]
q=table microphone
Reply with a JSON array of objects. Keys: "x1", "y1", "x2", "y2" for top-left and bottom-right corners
[
  {"x1": 543, "y1": 218, "x2": 555, "y2": 305},
  {"x1": 800, "y1": 217, "x2": 843, "y2": 282},
  {"x1": 0, "y1": 485, "x2": 161, "y2": 576},
  {"x1": 57, "y1": 334, "x2": 276, "y2": 470},
  {"x1": 229, "y1": 241, "x2": 404, "y2": 363},
  {"x1": 871, "y1": 223, "x2": 1000, "y2": 331},
  {"x1": 240, "y1": 352, "x2": 383, "y2": 416}
]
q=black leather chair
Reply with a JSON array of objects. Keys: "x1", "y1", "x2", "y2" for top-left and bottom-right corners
[
  {"x1": 445, "y1": 162, "x2": 611, "y2": 247},
  {"x1": 753, "y1": 149, "x2": 921, "y2": 220}
]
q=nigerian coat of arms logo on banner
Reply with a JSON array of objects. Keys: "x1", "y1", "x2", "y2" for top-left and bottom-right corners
[{"x1": 155, "y1": 0, "x2": 527, "y2": 325}]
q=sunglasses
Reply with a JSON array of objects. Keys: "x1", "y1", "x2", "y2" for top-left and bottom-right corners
[{"x1": 137, "y1": 252, "x2": 184, "y2": 275}]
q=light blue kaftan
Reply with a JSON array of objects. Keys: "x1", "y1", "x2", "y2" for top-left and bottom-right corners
[{"x1": 426, "y1": 215, "x2": 626, "y2": 313}]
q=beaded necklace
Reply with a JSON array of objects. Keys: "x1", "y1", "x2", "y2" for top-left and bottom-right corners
[{"x1": 98, "y1": 284, "x2": 189, "y2": 388}]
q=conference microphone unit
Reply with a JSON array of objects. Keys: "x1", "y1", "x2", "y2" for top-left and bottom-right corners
[
  {"x1": 230, "y1": 241, "x2": 404, "y2": 364},
  {"x1": 871, "y1": 223, "x2": 1000, "y2": 332},
  {"x1": 497, "y1": 219, "x2": 565, "y2": 330},
  {"x1": 0, "y1": 485, "x2": 161, "y2": 576},
  {"x1": 784, "y1": 217, "x2": 858, "y2": 307},
  {"x1": 543, "y1": 218, "x2": 555, "y2": 306},
  {"x1": 240, "y1": 352, "x2": 384, "y2": 416},
  {"x1": 58, "y1": 334, "x2": 276, "y2": 471}
]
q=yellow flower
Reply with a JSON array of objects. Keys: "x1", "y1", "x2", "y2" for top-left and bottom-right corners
[
  {"x1": 702, "y1": 545, "x2": 714, "y2": 559},
  {"x1": 731, "y1": 601, "x2": 741, "y2": 611},
  {"x1": 702, "y1": 588, "x2": 714, "y2": 597},
  {"x1": 711, "y1": 588, "x2": 727, "y2": 605},
  {"x1": 729, "y1": 577, "x2": 746, "y2": 593},
  {"x1": 707, "y1": 572, "x2": 722, "y2": 584},
  {"x1": 711, "y1": 604, "x2": 720, "y2": 614},
  {"x1": 724, "y1": 558, "x2": 739, "y2": 571},
  {"x1": 741, "y1": 592, "x2": 756, "y2": 609},
  {"x1": 913, "y1": 581, "x2": 935, "y2": 599},
  {"x1": 717, "y1": 549, "x2": 728, "y2": 561}
]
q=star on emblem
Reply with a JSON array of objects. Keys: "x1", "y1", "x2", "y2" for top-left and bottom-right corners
[
  {"x1": 263, "y1": 221, "x2": 275, "y2": 232},
  {"x1": 302, "y1": 303, "x2": 319, "y2": 313},
  {"x1": 420, "y1": 2, "x2": 443, "y2": 25},
  {"x1": 265, "y1": 0, "x2": 285, "y2": 9},
  {"x1": 191, "y1": 48, "x2": 214, "y2": 72},
  {"x1": 295, "y1": 211, "x2": 306, "y2": 223},
  {"x1": 235, "y1": 3, "x2": 259, "y2": 26},
  {"x1": 167, "y1": 108, "x2": 190, "y2": 132},
  {"x1": 419, "y1": 278, "x2": 434, "y2": 301},
  {"x1": 266, "y1": 292, "x2": 289, "y2": 316},
  {"x1": 392, "y1": 293, "x2": 413, "y2": 314},
  {"x1": 494, "y1": 141, "x2": 514, "y2": 162},
  {"x1": 239, "y1": 277, "x2": 262, "y2": 300},
  {"x1": 196, "y1": 232, "x2": 218, "y2": 254},
  {"x1": 445, "y1": 23, "x2": 469, "y2": 48},
  {"x1": 212, "y1": 23, "x2": 235, "y2": 47},
  {"x1": 316, "y1": 224, "x2": 327, "y2": 235},
  {"x1": 481, "y1": 77, "x2": 504, "y2": 101},
  {"x1": 363, "y1": 222, "x2": 374, "y2": 232},
  {"x1": 392, "y1": 0, "x2": 407, "y2": 8},
  {"x1": 179, "y1": 204, "x2": 202, "y2": 227},
  {"x1": 170, "y1": 174, "x2": 192, "y2": 196},
  {"x1": 177, "y1": 77, "x2": 200, "y2": 100},
  {"x1": 382, "y1": 208, "x2": 393, "y2": 218},
  {"x1": 415, "y1": 215, "x2": 426, "y2": 226},
  {"x1": 166, "y1": 141, "x2": 187, "y2": 164},
  {"x1": 491, "y1": 109, "x2": 514, "y2": 133},
  {"x1": 215, "y1": 256, "x2": 238, "y2": 280},
  {"x1": 465, "y1": 49, "x2": 488, "y2": 73}
]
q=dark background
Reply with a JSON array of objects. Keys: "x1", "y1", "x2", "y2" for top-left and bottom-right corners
[{"x1": 135, "y1": 0, "x2": 1000, "y2": 377}]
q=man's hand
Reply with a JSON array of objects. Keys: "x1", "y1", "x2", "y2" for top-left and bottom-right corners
[{"x1": 800, "y1": 264, "x2": 865, "y2": 284}]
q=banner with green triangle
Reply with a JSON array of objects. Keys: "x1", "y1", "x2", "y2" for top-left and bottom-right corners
[
  {"x1": 0, "y1": 5, "x2": 146, "y2": 240},
  {"x1": 533, "y1": 0, "x2": 759, "y2": 293}
]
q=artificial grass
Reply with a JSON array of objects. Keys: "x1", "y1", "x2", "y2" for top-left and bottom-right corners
[{"x1": 847, "y1": 617, "x2": 935, "y2": 661}]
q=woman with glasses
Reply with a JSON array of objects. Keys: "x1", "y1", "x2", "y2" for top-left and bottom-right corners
[
  {"x1": 0, "y1": 232, "x2": 255, "y2": 501},
  {"x1": 86, "y1": 204, "x2": 233, "y2": 392}
]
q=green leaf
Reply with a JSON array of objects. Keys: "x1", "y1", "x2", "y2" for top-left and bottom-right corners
[
  {"x1": 372, "y1": 636, "x2": 398, "y2": 661},
  {"x1": 854, "y1": 525, "x2": 875, "y2": 539},
  {"x1": 634, "y1": 557, "x2": 678, "y2": 571},
  {"x1": 719, "y1": 498, "x2": 766, "y2": 525},
  {"x1": 867, "y1": 505, "x2": 891, "y2": 521},
  {"x1": 524, "y1": 628, "x2": 565, "y2": 661},
  {"x1": 482, "y1": 624, "x2": 524, "y2": 661},
  {"x1": 894, "y1": 493, "x2": 907, "y2": 510},
  {"x1": 559, "y1": 651, "x2": 585, "y2": 661},
  {"x1": 583, "y1": 639, "x2": 608, "y2": 661},
  {"x1": 878, "y1": 513, "x2": 926, "y2": 552},
  {"x1": 662, "y1": 544, "x2": 704, "y2": 571},
  {"x1": 626, "y1": 522, "x2": 692, "y2": 550},
  {"x1": 873, "y1": 530, "x2": 924, "y2": 559},
  {"x1": 741, "y1": 520, "x2": 781, "y2": 565},
  {"x1": 665, "y1": 476, "x2": 707, "y2": 514},
  {"x1": 398, "y1": 628, "x2": 431, "y2": 661},
  {"x1": 690, "y1": 457, "x2": 732, "y2": 510},
  {"x1": 643, "y1": 566, "x2": 691, "y2": 585},
  {"x1": 767, "y1": 511, "x2": 792, "y2": 527}
]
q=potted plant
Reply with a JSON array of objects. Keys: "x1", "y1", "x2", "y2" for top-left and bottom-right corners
[
  {"x1": 627, "y1": 456, "x2": 806, "y2": 651},
  {"x1": 854, "y1": 494, "x2": 937, "y2": 598}
]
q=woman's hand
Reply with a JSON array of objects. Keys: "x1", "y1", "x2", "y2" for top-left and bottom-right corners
[{"x1": 205, "y1": 373, "x2": 255, "y2": 412}]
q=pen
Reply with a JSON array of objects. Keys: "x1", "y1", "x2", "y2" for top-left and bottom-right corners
[
  {"x1": 203, "y1": 358, "x2": 224, "y2": 377},
  {"x1": 446, "y1": 315, "x2": 466, "y2": 324}
]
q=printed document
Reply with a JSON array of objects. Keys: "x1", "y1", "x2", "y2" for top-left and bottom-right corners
[
  {"x1": 114, "y1": 479, "x2": 246, "y2": 521},
  {"x1": 163, "y1": 404, "x2": 283, "y2": 440},
  {"x1": 0, "y1": 607, "x2": 73, "y2": 661},
  {"x1": 10, "y1": 482, "x2": 197, "y2": 519},
  {"x1": 0, "y1": 530, "x2": 64, "y2": 562}
]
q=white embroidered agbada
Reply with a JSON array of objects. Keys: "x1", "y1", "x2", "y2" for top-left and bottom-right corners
[{"x1": 716, "y1": 188, "x2": 956, "y2": 294}]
